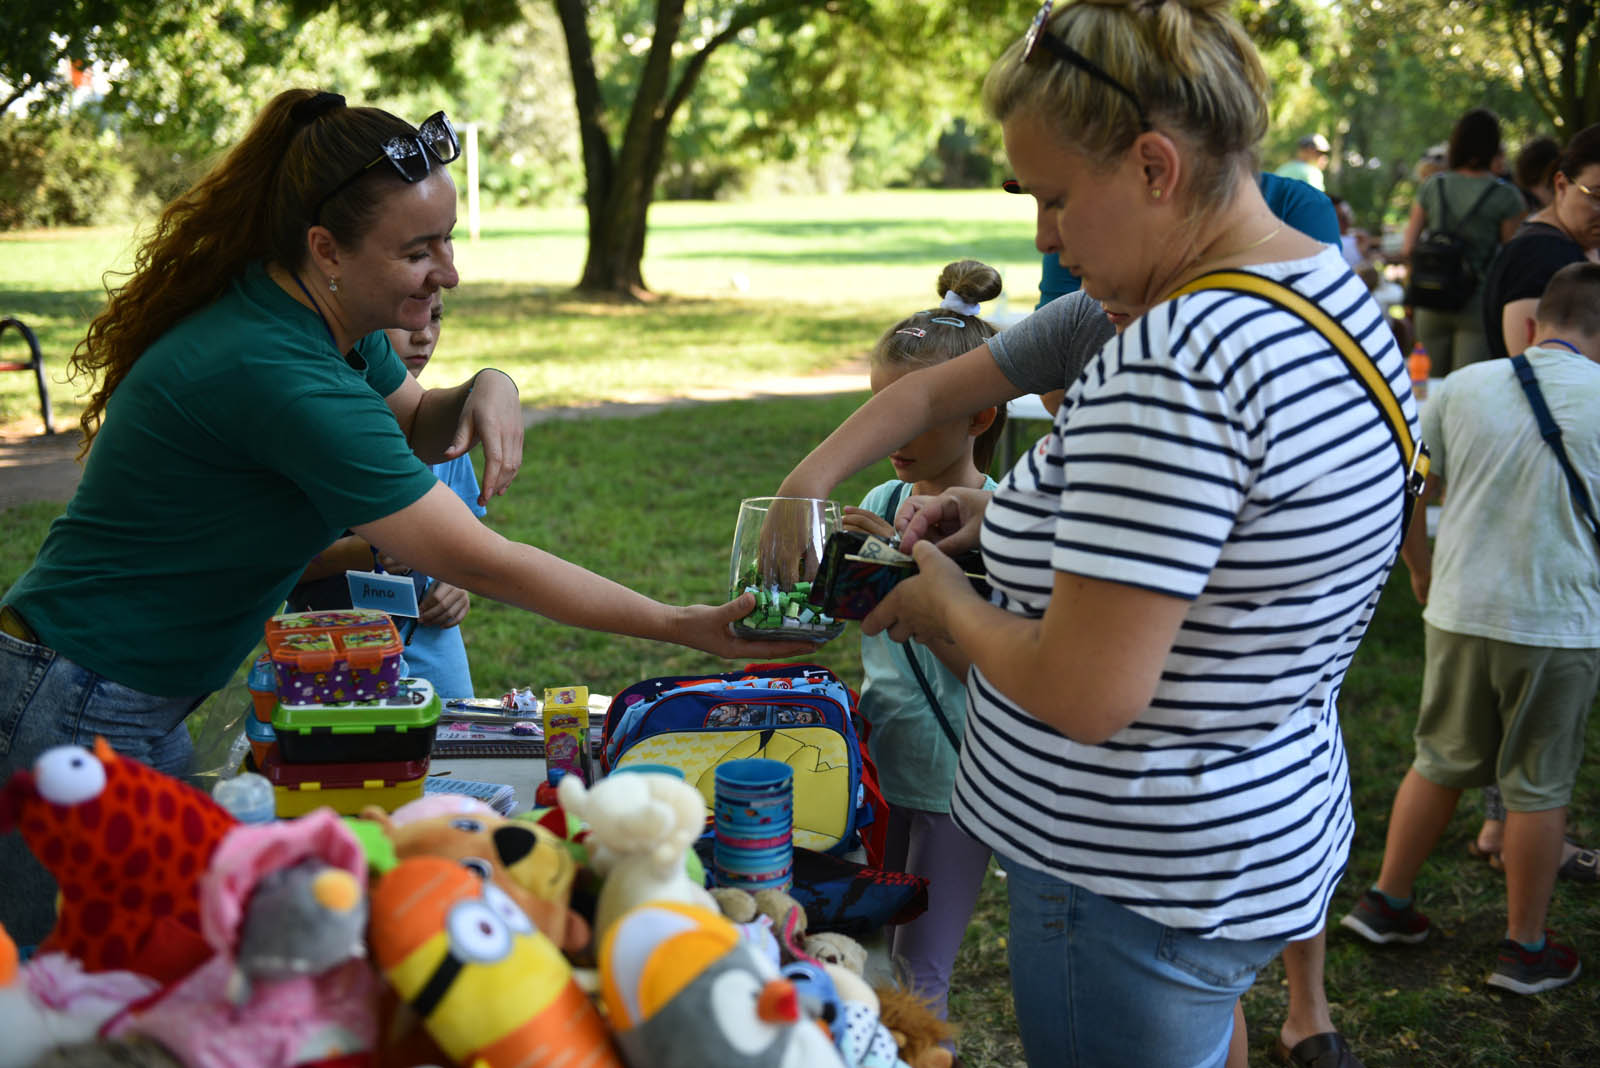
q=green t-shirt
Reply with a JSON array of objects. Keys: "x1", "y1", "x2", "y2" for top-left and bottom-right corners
[
  {"x1": 7, "y1": 261, "x2": 438, "y2": 695},
  {"x1": 855, "y1": 476, "x2": 995, "y2": 813},
  {"x1": 1274, "y1": 158, "x2": 1324, "y2": 192}
]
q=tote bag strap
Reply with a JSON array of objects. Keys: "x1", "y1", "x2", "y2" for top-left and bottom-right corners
[{"x1": 1166, "y1": 270, "x2": 1430, "y2": 537}]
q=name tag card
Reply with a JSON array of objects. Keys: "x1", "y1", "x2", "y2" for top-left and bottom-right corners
[{"x1": 346, "y1": 570, "x2": 420, "y2": 617}]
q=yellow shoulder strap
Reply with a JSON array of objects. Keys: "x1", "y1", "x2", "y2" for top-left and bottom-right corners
[{"x1": 1166, "y1": 271, "x2": 1429, "y2": 498}]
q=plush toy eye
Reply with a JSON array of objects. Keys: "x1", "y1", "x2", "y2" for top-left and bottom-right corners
[
  {"x1": 481, "y1": 882, "x2": 534, "y2": 935},
  {"x1": 709, "y1": 970, "x2": 781, "y2": 1055},
  {"x1": 449, "y1": 818, "x2": 484, "y2": 833},
  {"x1": 459, "y1": 857, "x2": 493, "y2": 881},
  {"x1": 33, "y1": 746, "x2": 106, "y2": 806},
  {"x1": 445, "y1": 899, "x2": 514, "y2": 963}
]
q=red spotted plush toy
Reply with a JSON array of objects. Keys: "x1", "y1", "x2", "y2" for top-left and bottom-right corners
[{"x1": 0, "y1": 738, "x2": 237, "y2": 984}]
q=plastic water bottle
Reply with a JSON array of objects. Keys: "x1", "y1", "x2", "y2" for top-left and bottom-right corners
[
  {"x1": 213, "y1": 771, "x2": 276, "y2": 824},
  {"x1": 1407, "y1": 342, "x2": 1430, "y2": 383}
]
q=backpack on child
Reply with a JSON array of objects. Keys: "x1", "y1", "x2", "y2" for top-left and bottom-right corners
[
  {"x1": 1406, "y1": 176, "x2": 1501, "y2": 311},
  {"x1": 599, "y1": 662, "x2": 888, "y2": 864}
]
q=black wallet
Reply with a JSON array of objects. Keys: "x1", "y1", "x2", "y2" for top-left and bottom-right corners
[{"x1": 807, "y1": 530, "x2": 988, "y2": 620}]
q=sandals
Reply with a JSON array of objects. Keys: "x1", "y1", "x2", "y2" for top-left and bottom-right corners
[
  {"x1": 1559, "y1": 843, "x2": 1599, "y2": 883},
  {"x1": 1472, "y1": 836, "x2": 1599, "y2": 883},
  {"x1": 1273, "y1": 1032, "x2": 1365, "y2": 1068}
]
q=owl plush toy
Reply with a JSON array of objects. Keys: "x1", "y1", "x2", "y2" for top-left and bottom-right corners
[{"x1": 599, "y1": 902, "x2": 845, "y2": 1068}]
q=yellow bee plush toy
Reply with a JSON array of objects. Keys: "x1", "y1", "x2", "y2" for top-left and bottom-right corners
[{"x1": 369, "y1": 856, "x2": 622, "y2": 1068}]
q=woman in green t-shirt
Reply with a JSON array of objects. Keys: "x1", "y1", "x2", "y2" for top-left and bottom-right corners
[{"x1": 0, "y1": 89, "x2": 808, "y2": 949}]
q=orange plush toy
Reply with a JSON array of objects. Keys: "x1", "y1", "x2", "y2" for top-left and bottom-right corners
[
  {"x1": 0, "y1": 739, "x2": 236, "y2": 984},
  {"x1": 368, "y1": 856, "x2": 623, "y2": 1068}
]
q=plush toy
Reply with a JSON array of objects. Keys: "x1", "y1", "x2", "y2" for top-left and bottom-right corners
[
  {"x1": 0, "y1": 739, "x2": 237, "y2": 983},
  {"x1": 557, "y1": 773, "x2": 716, "y2": 942},
  {"x1": 109, "y1": 810, "x2": 379, "y2": 1068},
  {"x1": 803, "y1": 931, "x2": 868, "y2": 977},
  {"x1": 368, "y1": 855, "x2": 623, "y2": 1068},
  {"x1": 0, "y1": 922, "x2": 161, "y2": 1068},
  {"x1": 824, "y1": 965, "x2": 912, "y2": 1068},
  {"x1": 876, "y1": 988, "x2": 955, "y2": 1068},
  {"x1": 599, "y1": 902, "x2": 846, "y2": 1068},
  {"x1": 361, "y1": 800, "x2": 590, "y2": 954},
  {"x1": 710, "y1": 886, "x2": 810, "y2": 965}
]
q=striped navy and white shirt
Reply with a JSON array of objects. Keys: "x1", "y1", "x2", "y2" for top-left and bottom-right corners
[{"x1": 950, "y1": 248, "x2": 1418, "y2": 942}]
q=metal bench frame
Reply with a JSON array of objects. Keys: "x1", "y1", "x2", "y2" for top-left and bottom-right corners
[{"x1": 0, "y1": 316, "x2": 54, "y2": 434}]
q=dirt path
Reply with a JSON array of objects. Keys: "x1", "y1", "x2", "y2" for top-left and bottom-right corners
[{"x1": 0, "y1": 360, "x2": 870, "y2": 514}]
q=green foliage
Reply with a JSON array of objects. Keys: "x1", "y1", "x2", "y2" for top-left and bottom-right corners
[{"x1": 0, "y1": 111, "x2": 141, "y2": 229}]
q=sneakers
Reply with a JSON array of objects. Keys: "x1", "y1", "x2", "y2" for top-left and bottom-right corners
[
  {"x1": 1339, "y1": 889, "x2": 1431, "y2": 945},
  {"x1": 1487, "y1": 933, "x2": 1581, "y2": 995}
]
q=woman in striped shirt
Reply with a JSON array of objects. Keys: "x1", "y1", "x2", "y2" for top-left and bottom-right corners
[{"x1": 823, "y1": 2, "x2": 1417, "y2": 1065}]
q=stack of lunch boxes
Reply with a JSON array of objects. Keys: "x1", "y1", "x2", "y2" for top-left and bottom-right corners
[{"x1": 248, "y1": 609, "x2": 440, "y2": 817}]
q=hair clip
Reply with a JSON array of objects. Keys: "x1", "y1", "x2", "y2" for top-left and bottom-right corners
[
  {"x1": 895, "y1": 327, "x2": 928, "y2": 338},
  {"x1": 929, "y1": 316, "x2": 966, "y2": 328}
]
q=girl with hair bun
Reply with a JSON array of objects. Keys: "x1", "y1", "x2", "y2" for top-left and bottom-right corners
[
  {"x1": 842, "y1": 260, "x2": 1003, "y2": 1039},
  {"x1": 786, "y1": 2, "x2": 1417, "y2": 1063},
  {"x1": 0, "y1": 88, "x2": 809, "y2": 949}
]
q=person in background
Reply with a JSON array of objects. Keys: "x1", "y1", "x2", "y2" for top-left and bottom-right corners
[
  {"x1": 0, "y1": 88, "x2": 806, "y2": 949},
  {"x1": 1514, "y1": 135, "x2": 1563, "y2": 211},
  {"x1": 1401, "y1": 108, "x2": 1526, "y2": 375},
  {"x1": 1035, "y1": 169, "x2": 1335, "y2": 307},
  {"x1": 1481, "y1": 123, "x2": 1600, "y2": 362},
  {"x1": 1275, "y1": 132, "x2": 1331, "y2": 192},
  {"x1": 843, "y1": 260, "x2": 1003, "y2": 1045},
  {"x1": 1342, "y1": 262, "x2": 1600, "y2": 993},
  {"x1": 291, "y1": 290, "x2": 482, "y2": 697},
  {"x1": 791, "y1": 1, "x2": 1412, "y2": 1062},
  {"x1": 1333, "y1": 195, "x2": 1368, "y2": 270}
]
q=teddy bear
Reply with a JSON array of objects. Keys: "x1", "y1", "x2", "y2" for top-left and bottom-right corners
[{"x1": 556, "y1": 772, "x2": 717, "y2": 942}]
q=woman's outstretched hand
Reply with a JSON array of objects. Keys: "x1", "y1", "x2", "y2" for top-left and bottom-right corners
[{"x1": 675, "y1": 593, "x2": 828, "y2": 659}]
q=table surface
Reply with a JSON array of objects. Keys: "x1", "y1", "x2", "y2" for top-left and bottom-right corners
[{"x1": 430, "y1": 755, "x2": 548, "y2": 813}]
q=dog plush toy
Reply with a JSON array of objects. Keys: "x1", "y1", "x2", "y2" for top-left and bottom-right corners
[
  {"x1": 556, "y1": 773, "x2": 717, "y2": 943},
  {"x1": 361, "y1": 799, "x2": 590, "y2": 954}
]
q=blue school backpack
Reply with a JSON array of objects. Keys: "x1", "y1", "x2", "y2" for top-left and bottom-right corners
[{"x1": 599, "y1": 663, "x2": 885, "y2": 862}]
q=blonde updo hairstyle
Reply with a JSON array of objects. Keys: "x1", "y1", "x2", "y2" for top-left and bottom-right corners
[
  {"x1": 983, "y1": 0, "x2": 1270, "y2": 227},
  {"x1": 871, "y1": 259, "x2": 1007, "y2": 470}
]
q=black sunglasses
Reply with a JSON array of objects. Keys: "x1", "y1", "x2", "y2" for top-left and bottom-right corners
[
  {"x1": 1021, "y1": 1, "x2": 1151, "y2": 132},
  {"x1": 312, "y1": 111, "x2": 460, "y2": 223}
]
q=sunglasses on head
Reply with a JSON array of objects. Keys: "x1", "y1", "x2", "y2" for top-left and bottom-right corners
[
  {"x1": 1021, "y1": 1, "x2": 1150, "y2": 132},
  {"x1": 312, "y1": 111, "x2": 460, "y2": 223}
]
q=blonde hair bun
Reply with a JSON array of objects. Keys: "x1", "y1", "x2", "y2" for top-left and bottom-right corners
[{"x1": 936, "y1": 260, "x2": 1003, "y2": 307}]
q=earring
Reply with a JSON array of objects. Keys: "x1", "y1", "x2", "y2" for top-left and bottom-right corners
[
  {"x1": 1151, "y1": 188, "x2": 1163, "y2": 200},
  {"x1": 328, "y1": 277, "x2": 339, "y2": 293}
]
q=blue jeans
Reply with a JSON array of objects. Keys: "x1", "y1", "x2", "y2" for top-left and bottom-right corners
[
  {"x1": 0, "y1": 629, "x2": 202, "y2": 947},
  {"x1": 1000, "y1": 854, "x2": 1285, "y2": 1068}
]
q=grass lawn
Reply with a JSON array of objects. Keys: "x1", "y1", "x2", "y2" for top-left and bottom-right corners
[{"x1": 2, "y1": 194, "x2": 1598, "y2": 1066}]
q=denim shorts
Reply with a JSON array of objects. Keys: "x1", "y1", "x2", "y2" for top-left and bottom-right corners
[
  {"x1": 999, "y1": 854, "x2": 1286, "y2": 1068},
  {"x1": 0, "y1": 628, "x2": 203, "y2": 947}
]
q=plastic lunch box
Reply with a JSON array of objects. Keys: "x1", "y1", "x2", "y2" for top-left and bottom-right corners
[
  {"x1": 258, "y1": 748, "x2": 429, "y2": 818},
  {"x1": 264, "y1": 609, "x2": 405, "y2": 704},
  {"x1": 271, "y1": 677, "x2": 441, "y2": 764}
]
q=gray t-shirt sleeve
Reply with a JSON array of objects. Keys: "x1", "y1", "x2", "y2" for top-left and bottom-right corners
[{"x1": 988, "y1": 289, "x2": 1118, "y2": 394}]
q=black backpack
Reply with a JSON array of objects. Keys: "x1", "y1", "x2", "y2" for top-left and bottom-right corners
[{"x1": 1405, "y1": 177, "x2": 1501, "y2": 311}]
